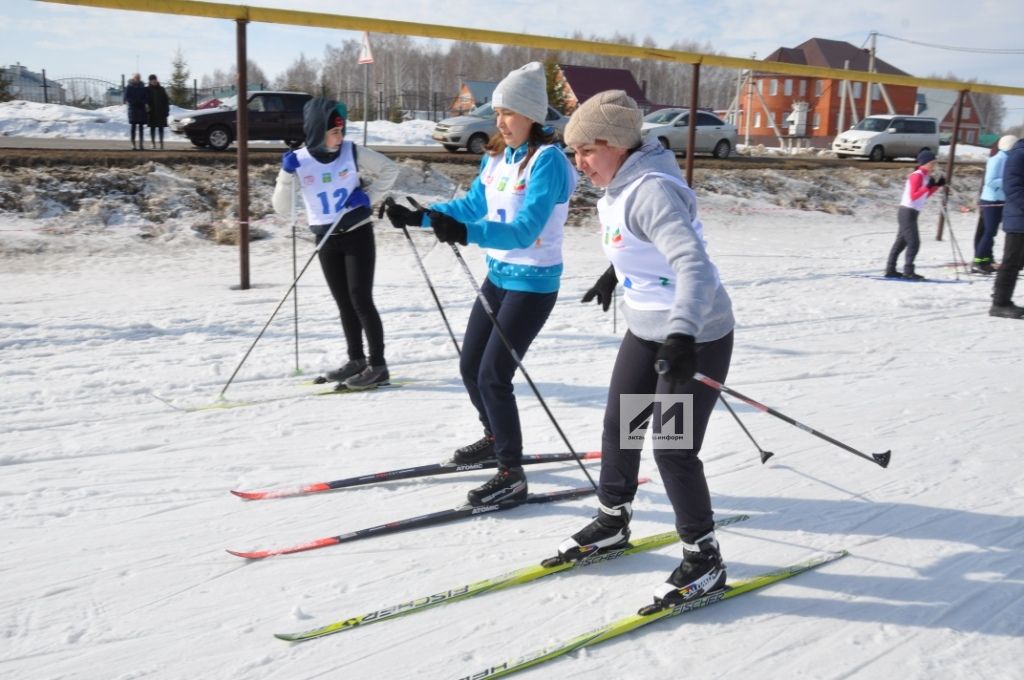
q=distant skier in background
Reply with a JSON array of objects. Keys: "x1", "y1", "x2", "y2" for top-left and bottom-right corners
[
  {"x1": 146, "y1": 75, "x2": 170, "y2": 150},
  {"x1": 124, "y1": 73, "x2": 147, "y2": 151},
  {"x1": 384, "y1": 62, "x2": 578, "y2": 507},
  {"x1": 271, "y1": 97, "x2": 399, "y2": 388},
  {"x1": 885, "y1": 148, "x2": 944, "y2": 280},
  {"x1": 556, "y1": 90, "x2": 736, "y2": 606},
  {"x1": 973, "y1": 134, "x2": 1019, "y2": 274}
]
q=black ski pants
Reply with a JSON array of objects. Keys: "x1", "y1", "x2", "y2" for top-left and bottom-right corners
[
  {"x1": 316, "y1": 225, "x2": 385, "y2": 366},
  {"x1": 887, "y1": 207, "x2": 922, "y2": 275},
  {"x1": 598, "y1": 329, "x2": 733, "y2": 543},
  {"x1": 993, "y1": 232, "x2": 1024, "y2": 306},
  {"x1": 460, "y1": 278, "x2": 557, "y2": 468}
]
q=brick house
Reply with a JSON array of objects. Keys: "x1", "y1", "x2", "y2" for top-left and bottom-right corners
[
  {"x1": 739, "y1": 38, "x2": 917, "y2": 147},
  {"x1": 915, "y1": 88, "x2": 985, "y2": 145}
]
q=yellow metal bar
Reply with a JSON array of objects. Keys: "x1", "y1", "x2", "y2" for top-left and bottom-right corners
[{"x1": 36, "y1": 0, "x2": 1024, "y2": 97}]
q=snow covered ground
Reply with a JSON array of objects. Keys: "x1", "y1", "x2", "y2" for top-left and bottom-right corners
[{"x1": 2, "y1": 103, "x2": 1021, "y2": 679}]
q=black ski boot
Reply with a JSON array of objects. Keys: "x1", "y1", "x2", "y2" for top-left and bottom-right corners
[
  {"x1": 555, "y1": 501, "x2": 632, "y2": 562},
  {"x1": 883, "y1": 269, "x2": 902, "y2": 278},
  {"x1": 325, "y1": 358, "x2": 367, "y2": 383},
  {"x1": 651, "y1": 531, "x2": 726, "y2": 607},
  {"x1": 990, "y1": 303, "x2": 1024, "y2": 319},
  {"x1": 343, "y1": 364, "x2": 390, "y2": 390},
  {"x1": 466, "y1": 466, "x2": 527, "y2": 506},
  {"x1": 451, "y1": 432, "x2": 496, "y2": 465}
]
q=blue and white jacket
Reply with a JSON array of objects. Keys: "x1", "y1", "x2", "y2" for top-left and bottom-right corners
[{"x1": 427, "y1": 143, "x2": 577, "y2": 294}]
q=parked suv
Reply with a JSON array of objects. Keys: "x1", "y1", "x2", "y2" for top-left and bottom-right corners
[
  {"x1": 170, "y1": 91, "x2": 312, "y2": 151},
  {"x1": 432, "y1": 102, "x2": 570, "y2": 153},
  {"x1": 641, "y1": 108, "x2": 737, "y2": 158},
  {"x1": 831, "y1": 115, "x2": 940, "y2": 161}
]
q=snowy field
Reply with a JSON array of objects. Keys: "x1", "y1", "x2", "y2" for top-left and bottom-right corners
[{"x1": 1, "y1": 101, "x2": 1020, "y2": 680}]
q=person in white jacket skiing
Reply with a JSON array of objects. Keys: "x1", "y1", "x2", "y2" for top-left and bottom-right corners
[
  {"x1": 272, "y1": 97, "x2": 398, "y2": 389},
  {"x1": 556, "y1": 90, "x2": 735, "y2": 606}
]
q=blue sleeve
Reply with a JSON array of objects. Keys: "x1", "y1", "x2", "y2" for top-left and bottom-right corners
[{"x1": 431, "y1": 148, "x2": 573, "y2": 249}]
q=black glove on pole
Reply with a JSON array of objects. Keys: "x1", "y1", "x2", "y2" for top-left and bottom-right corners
[
  {"x1": 384, "y1": 200, "x2": 426, "y2": 229},
  {"x1": 427, "y1": 211, "x2": 468, "y2": 245},
  {"x1": 654, "y1": 333, "x2": 697, "y2": 390},
  {"x1": 581, "y1": 265, "x2": 618, "y2": 312}
]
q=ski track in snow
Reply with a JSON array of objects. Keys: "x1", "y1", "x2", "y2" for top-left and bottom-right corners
[{"x1": 1, "y1": 176, "x2": 1022, "y2": 680}]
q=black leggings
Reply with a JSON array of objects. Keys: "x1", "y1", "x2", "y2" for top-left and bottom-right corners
[
  {"x1": 460, "y1": 278, "x2": 557, "y2": 467},
  {"x1": 598, "y1": 329, "x2": 733, "y2": 542},
  {"x1": 130, "y1": 123, "x2": 145, "y2": 146},
  {"x1": 149, "y1": 127, "x2": 165, "y2": 144},
  {"x1": 993, "y1": 232, "x2": 1024, "y2": 306},
  {"x1": 316, "y1": 225, "x2": 385, "y2": 365}
]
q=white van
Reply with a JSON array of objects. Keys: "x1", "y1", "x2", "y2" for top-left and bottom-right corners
[{"x1": 832, "y1": 115, "x2": 940, "y2": 162}]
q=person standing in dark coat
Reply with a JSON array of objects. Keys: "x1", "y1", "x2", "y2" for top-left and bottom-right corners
[
  {"x1": 146, "y1": 74, "x2": 170, "y2": 150},
  {"x1": 990, "y1": 137, "x2": 1024, "y2": 319},
  {"x1": 124, "y1": 73, "x2": 147, "y2": 151}
]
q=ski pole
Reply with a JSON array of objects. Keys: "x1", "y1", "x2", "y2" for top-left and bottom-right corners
[
  {"x1": 290, "y1": 178, "x2": 301, "y2": 374},
  {"x1": 655, "y1": 364, "x2": 891, "y2": 468},
  {"x1": 940, "y1": 202, "x2": 970, "y2": 281},
  {"x1": 718, "y1": 395, "x2": 774, "y2": 464},
  {"x1": 218, "y1": 205, "x2": 350, "y2": 399},
  {"x1": 379, "y1": 196, "x2": 461, "y2": 356},
  {"x1": 408, "y1": 197, "x2": 597, "y2": 491}
]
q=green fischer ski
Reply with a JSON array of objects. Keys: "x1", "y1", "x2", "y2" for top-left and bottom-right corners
[
  {"x1": 275, "y1": 515, "x2": 750, "y2": 642},
  {"x1": 459, "y1": 550, "x2": 848, "y2": 679}
]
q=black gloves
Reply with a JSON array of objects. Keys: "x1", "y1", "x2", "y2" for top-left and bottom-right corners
[
  {"x1": 581, "y1": 265, "x2": 618, "y2": 312},
  {"x1": 383, "y1": 198, "x2": 426, "y2": 229},
  {"x1": 655, "y1": 333, "x2": 697, "y2": 388},
  {"x1": 428, "y1": 211, "x2": 468, "y2": 245},
  {"x1": 927, "y1": 175, "x2": 947, "y2": 188}
]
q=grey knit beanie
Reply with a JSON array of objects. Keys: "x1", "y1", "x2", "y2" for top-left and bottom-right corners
[
  {"x1": 564, "y1": 90, "x2": 643, "y2": 149},
  {"x1": 491, "y1": 62, "x2": 548, "y2": 123}
]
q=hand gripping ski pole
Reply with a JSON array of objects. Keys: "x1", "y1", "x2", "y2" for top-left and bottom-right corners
[
  {"x1": 408, "y1": 197, "x2": 597, "y2": 491},
  {"x1": 655, "y1": 363, "x2": 890, "y2": 468}
]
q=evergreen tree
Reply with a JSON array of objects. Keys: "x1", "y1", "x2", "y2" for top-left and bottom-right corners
[
  {"x1": 544, "y1": 58, "x2": 566, "y2": 113},
  {"x1": 169, "y1": 49, "x2": 191, "y2": 107}
]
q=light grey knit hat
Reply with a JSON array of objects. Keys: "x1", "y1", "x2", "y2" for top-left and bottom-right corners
[
  {"x1": 998, "y1": 134, "x2": 1019, "y2": 152},
  {"x1": 491, "y1": 61, "x2": 548, "y2": 124},
  {"x1": 564, "y1": 90, "x2": 643, "y2": 149}
]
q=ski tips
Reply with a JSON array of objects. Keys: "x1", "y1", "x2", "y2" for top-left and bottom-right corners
[{"x1": 873, "y1": 450, "x2": 892, "y2": 468}]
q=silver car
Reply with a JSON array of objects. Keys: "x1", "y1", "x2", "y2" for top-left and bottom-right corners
[
  {"x1": 641, "y1": 108, "x2": 737, "y2": 158},
  {"x1": 433, "y1": 102, "x2": 570, "y2": 153}
]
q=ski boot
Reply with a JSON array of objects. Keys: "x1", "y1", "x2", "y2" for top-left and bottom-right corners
[
  {"x1": 343, "y1": 364, "x2": 390, "y2": 390},
  {"x1": 466, "y1": 466, "x2": 527, "y2": 506},
  {"x1": 451, "y1": 432, "x2": 496, "y2": 465},
  {"x1": 545, "y1": 501, "x2": 632, "y2": 567},
  {"x1": 646, "y1": 531, "x2": 726, "y2": 611}
]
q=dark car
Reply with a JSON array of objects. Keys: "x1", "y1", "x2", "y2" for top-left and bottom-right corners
[{"x1": 170, "y1": 91, "x2": 312, "y2": 151}]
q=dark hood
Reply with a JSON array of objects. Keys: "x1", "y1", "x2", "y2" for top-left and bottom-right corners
[{"x1": 303, "y1": 96, "x2": 343, "y2": 161}]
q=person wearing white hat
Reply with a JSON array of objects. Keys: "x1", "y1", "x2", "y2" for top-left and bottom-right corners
[
  {"x1": 974, "y1": 134, "x2": 1020, "y2": 274},
  {"x1": 385, "y1": 62, "x2": 578, "y2": 506},
  {"x1": 554, "y1": 90, "x2": 735, "y2": 607}
]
